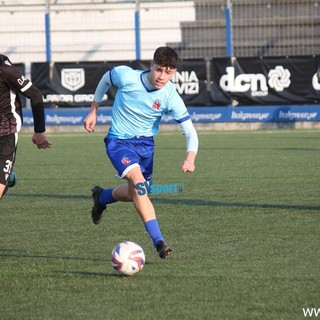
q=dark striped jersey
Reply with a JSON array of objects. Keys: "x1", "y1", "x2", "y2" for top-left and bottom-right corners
[{"x1": 0, "y1": 54, "x2": 45, "y2": 136}]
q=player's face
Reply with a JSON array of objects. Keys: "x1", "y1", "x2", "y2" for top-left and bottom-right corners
[{"x1": 148, "y1": 63, "x2": 176, "y2": 89}]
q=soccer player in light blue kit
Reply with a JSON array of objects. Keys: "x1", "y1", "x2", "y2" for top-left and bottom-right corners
[{"x1": 84, "y1": 47, "x2": 198, "y2": 258}]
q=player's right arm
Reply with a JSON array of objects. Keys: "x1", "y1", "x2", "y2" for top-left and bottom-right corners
[
  {"x1": 84, "y1": 101, "x2": 99, "y2": 132},
  {"x1": 84, "y1": 71, "x2": 112, "y2": 133}
]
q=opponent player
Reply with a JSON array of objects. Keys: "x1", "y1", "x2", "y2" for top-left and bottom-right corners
[
  {"x1": 84, "y1": 47, "x2": 198, "y2": 258},
  {"x1": 0, "y1": 54, "x2": 51, "y2": 200}
]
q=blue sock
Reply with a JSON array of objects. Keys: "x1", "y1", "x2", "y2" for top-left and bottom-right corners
[
  {"x1": 144, "y1": 219, "x2": 164, "y2": 247},
  {"x1": 99, "y1": 188, "x2": 117, "y2": 205}
]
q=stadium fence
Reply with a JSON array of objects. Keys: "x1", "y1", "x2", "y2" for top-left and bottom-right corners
[{"x1": 0, "y1": 0, "x2": 319, "y2": 64}]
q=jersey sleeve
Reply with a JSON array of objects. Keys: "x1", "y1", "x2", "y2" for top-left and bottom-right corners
[
  {"x1": 1, "y1": 65, "x2": 32, "y2": 93},
  {"x1": 165, "y1": 84, "x2": 198, "y2": 153},
  {"x1": 179, "y1": 119, "x2": 199, "y2": 154},
  {"x1": 109, "y1": 65, "x2": 134, "y2": 88},
  {"x1": 93, "y1": 66, "x2": 133, "y2": 103},
  {"x1": 23, "y1": 86, "x2": 46, "y2": 133},
  {"x1": 93, "y1": 71, "x2": 112, "y2": 103},
  {"x1": 2, "y1": 65, "x2": 46, "y2": 133}
]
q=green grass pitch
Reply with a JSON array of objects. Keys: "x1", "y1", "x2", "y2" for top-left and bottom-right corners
[{"x1": 0, "y1": 129, "x2": 320, "y2": 320}]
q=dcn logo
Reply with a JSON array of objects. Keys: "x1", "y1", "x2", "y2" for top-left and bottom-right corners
[{"x1": 220, "y1": 66, "x2": 290, "y2": 96}]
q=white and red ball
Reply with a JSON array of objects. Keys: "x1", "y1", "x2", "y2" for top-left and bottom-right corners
[{"x1": 111, "y1": 241, "x2": 145, "y2": 276}]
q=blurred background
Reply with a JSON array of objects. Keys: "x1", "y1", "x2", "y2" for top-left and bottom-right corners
[{"x1": 1, "y1": 0, "x2": 319, "y2": 63}]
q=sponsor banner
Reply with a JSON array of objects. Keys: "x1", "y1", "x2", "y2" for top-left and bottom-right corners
[
  {"x1": 31, "y1": 60, "x2": 209, "y2": 107},
  {"x1": 174, "y1": 59, "x2": 213, "y2": 105},
  {"x1": 31, "y1": 56, "x2": 320, "y2": 107},
  {"x1": 22, "y1": 105, "x2": 320, "y2": 127},
  {"x1": 30, "y1": 56, "x2": 320, "y2": 106},
  {"x1": 210, "y1": 58, "x2": 233, "y2": 105},
  {"x1": 31, "y1": 62, "x2": 110, "y2": 107},
  {"x1": 228, "y1": 105, "x2": 320, "y2": 122},
  {"x1": 273, "y1": 106, "x2": 319, "y2": 121},
  {"x1": 213, "y1": 56, "x2": 320, "y2": 105}
]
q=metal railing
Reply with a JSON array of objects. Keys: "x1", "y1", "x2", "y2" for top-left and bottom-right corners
[{"x1": 0, "y1": 0, "x2": 318, "y2": 64}]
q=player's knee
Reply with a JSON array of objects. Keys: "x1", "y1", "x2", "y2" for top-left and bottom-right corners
[
  {"x1": 125, "y1": 169, "x2": 150, "y2": 196},
  {"x1": 126, "y1": 179, "x2": 148, "y2": 196},
  {"x1": 134, "y1": 181, "x2": 152, "y2": 196},
  {"x1": 0, "y1": 183, "x2": 9, "y2": 199},
  {"x1": 0, "y1": 188, "x2": 7, "y2": 200}
]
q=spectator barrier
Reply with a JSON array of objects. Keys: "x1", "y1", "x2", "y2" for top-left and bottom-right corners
[{"x1": 29, "y1": 56, "x2": 320, "y2": 107}]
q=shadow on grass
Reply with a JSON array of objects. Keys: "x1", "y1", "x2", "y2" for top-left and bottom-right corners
[
  {"x1": 0, "y1": 248, "x2": 107, "y2": 263},
  {"x1": 152, "y1": 198, "x2": 320, "y2": 211},
  {"x1": 0, "y1": 248, "x2": 153, "y2": 263},
  {"x1": 0, "y1": 249, "x2": 150, "y2": 278},
  {"x1": 53, "y1": 270, "x2": 121, "y2": 277},
  {"x1": 158, "y1": 146, "x2": 320, "y2": 152},
  {"x1": 7, "y1": 193, "x2": 89, "y2": 200},
  {"x1": 6, "y1": 193, "x2": 320, "y2": 211}
]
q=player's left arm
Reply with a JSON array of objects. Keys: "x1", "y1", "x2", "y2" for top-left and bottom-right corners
[
  {"x1": 22, "y1": 85, "x2": 45, "y2": 132},
  {"x1": 179, "y1": 118, "x2": 198, "y2": 173},
  {"x1": 168, "y1": 88, "x2": 198, "y2": 172},
  {"x1": 23, "y1": 85, "x2": 52, "y2": 149},
  {"x1": 4, "y1": 66, "x2": 51, "y2": 149}
]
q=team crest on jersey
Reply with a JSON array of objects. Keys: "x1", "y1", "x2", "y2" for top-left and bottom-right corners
[
  {"x1": 152, "y1": 99, "x2": 161, "y2": 110},
  {"x1": 121, "y1": 156, "x2": 131, "y2": 165}
]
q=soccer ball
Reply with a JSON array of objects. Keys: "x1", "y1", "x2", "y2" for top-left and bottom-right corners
[{"x1": 111, "y1": 241, "x2": 145, "y2": 276}]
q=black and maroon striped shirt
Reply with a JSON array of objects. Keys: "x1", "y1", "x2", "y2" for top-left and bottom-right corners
[{"x1": 0, "y1": 54, "x2": 45, "y2": 136}]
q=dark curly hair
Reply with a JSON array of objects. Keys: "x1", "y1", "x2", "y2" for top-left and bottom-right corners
[{"x1": 153, "y1": 47, "x2": 179, "y2": 69}]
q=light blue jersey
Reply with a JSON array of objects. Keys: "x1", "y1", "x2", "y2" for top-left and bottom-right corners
[{"x1": 95, "y1": 66, "x2": 190, "y2": 139}]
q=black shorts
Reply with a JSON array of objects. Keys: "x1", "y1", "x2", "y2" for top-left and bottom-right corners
[{"x1": 0, "y1": 133, "x2": 18, "y2": 186}]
